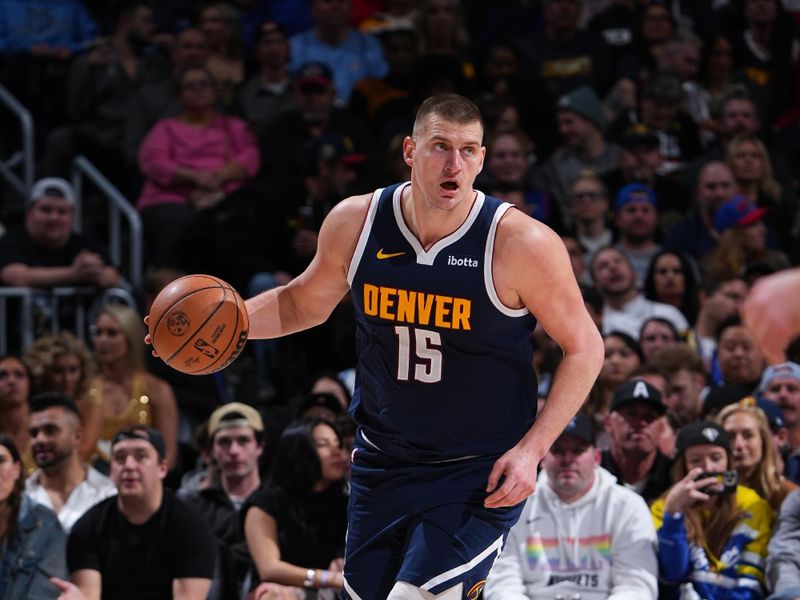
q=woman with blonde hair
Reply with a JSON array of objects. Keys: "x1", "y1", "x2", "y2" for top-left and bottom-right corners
[
  {"x1": 717, "y1": 400, "x2": 797, "y2": 511},
  {"x1": 652, "y1": 420, "x2": 773, "y2": 598},
  {"x1": 88, "y1": 304, "x2": 178, "y2": 469},
  {"x1": 24, "y1": 332, "x2": 99, "y2": 460},
  {"x1": 725, "y1": 133, "x2": 795, "y2": 251},
  {"x1": 726, "y1": 134, "x2": 781, "y2": 205}
]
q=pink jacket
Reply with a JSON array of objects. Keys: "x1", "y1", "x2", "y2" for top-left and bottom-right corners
[{"x1": 136, "y1": 115, "x2": 260, "y2": 210}]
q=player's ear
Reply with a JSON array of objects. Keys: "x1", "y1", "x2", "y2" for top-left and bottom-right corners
[{"x1": 403, "y1": 136, "x2": 414, "y2": 167}]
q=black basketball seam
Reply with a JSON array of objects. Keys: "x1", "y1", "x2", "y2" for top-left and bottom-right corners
[
  {"x1": 152, "y1": 285, "x2": 222, "y2": 335},
  {"x1": 151, "y1": 277, "x2": 226, "y2": 336},
  {"x1": 164, "y1": 286, "x2": 228, "y2": 364},
  {"x1": 189, "y1": 284, "x2": 241, "y2": 374}
]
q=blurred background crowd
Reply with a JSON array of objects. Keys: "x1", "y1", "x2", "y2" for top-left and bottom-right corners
[{"x1": 1, "y1": 0, "x2": 800, "y2": 599}]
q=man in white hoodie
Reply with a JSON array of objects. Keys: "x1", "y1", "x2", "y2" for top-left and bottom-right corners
[{"x1": 484, "y1": 414, "x2": 658, "y2": 600}]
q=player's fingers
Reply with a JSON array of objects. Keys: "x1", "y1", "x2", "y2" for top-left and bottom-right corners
[
  {"x1": 485, "y1": 459, "x2": 506, "y2": 493},
  {"x1": 144, "y1": 315, "x2": 150, "y2": 325},
  {"x1": 484, "y1": 474, "x2": 520, "y2": 507}
]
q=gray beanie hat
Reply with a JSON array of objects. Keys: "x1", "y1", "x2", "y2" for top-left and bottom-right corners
[{"x1": 557, "y1": 85, "x2": 605, "y2": 132}]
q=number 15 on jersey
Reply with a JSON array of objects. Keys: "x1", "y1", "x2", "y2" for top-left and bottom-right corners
[{"x1": 394, "y1": 326, "x2": 443, "y2": 383}]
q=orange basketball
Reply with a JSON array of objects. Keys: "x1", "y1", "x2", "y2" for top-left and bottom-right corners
[{"x1": 148, "y1": 274, "x2": 249, "y2": 375}]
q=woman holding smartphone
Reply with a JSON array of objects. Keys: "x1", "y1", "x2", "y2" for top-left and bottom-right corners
[{"x1": 651, "y1": 421, "x2": 774, "y2": 599}]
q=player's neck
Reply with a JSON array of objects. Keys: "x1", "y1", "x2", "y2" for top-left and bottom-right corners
[{"x1": 403, "y1": 186, "x2": 475, "y2": 250}]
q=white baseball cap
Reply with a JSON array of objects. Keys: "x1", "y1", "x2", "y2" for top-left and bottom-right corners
[{"x1": 29, "y1": 177, "x2": 75, "y2": 206}]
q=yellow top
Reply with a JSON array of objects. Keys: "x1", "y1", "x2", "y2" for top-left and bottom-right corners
[{"x1": 90, "y1": 372, "x2": 152, "y2": 461}]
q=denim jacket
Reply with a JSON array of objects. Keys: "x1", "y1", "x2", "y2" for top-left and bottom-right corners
[{"x1": 0, "y1": 495, "x2": 67, "y2": 600}]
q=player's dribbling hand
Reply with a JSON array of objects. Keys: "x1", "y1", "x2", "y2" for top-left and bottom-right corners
[
  {"x1": 142, "y1": 315, "x2": 158, "y2": 357},
  {"x1": 484, "y1": 444, "x2": 540, "y2": 508}
]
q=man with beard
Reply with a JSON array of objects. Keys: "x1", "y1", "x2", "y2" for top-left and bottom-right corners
[
  {"x1": 25, "y1": 393, "x2": 116, "y2": 533},
  {"x1": 45, "y1": 1, "x2": 169, "y2": 185},
  {"x1": 485, "y1": 413, "x2": 658, "y2": 599},
  {"x1": 612, "y1": 183, "x2": 660, "y2": 288},
  {"x1": 759, "y1": 363, "x2": 800, "y2": 451},
  {"x1": 650, "y1": 345, "x2": 707, "y2": 427},
  {"x1": 602, "y1": 379, "x2": 673, "y2": 503},
  {"x1": 590, "y1": 246, "x2": 688, "y2": 339}
]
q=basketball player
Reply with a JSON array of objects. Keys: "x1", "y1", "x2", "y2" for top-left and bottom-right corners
[{"x1": 239, "y1": 95, "x2": 603, "y2": 599}]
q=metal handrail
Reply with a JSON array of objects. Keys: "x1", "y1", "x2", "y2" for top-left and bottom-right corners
[
  {"x1": 71, "y1": 156, "x2": 143, "y2": 288},
  {"x1": 0, "y1": 84, "x2": 34, "y2": 202},
  {"x1": 0, "y1": 286, "x2": 137, "y2": 353},
  {"x1": 0, "y1": 288, "x2": 35, "y2": 353}
]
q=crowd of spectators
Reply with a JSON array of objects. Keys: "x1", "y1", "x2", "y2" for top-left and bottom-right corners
[{"x1": 2, "y1": 0, "x2": 800, "y2": 598}]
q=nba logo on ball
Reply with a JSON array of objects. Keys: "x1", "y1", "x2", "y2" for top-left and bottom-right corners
[{"x1": 167, "y1": 311, "x2": 190, "y2": 336}]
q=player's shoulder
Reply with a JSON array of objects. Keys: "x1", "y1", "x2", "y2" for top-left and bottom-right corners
[
  {"x1": 327, "y1": 192, "x2": 373, "y2": 220},
  {"x1": 317, "y1": 192, "x2": 375, "y2": 261},
  {"x1": 321, "y1": 192, "x2": 373, "y2": 238},
  {"x1": 494, "y1": 206, "x2": 562, "y2": 259}
]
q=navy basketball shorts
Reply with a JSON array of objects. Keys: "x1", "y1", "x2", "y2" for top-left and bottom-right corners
[{"x1": 342, "y1": 440, "x2": 525, "y2": 599}]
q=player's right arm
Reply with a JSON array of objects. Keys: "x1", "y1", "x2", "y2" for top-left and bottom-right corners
[{"x1": 245, "y1": 193, "x2": 371, "y2": 339}]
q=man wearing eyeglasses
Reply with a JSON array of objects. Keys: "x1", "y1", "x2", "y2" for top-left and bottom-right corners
[{"x1": 568, "y1": 172, "x2": 612, "y2": 262}]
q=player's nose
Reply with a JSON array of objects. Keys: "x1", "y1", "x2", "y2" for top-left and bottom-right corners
[{"x1": 444, "y1": 149, "x2": 462, "y2": 173}]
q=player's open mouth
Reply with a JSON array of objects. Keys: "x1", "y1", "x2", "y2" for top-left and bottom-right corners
[{"x1": 441, "y1": 181, "x2": 458, "y2": 191}]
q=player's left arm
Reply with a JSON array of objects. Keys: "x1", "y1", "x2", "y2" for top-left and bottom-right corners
[{"x1": 485, "y1": 210, "x2": 604, "y2": 508}]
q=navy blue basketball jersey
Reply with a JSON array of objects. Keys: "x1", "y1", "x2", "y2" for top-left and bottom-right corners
[{"x1": 347, "y1": 182, "x2": 538, "y2": 461}]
